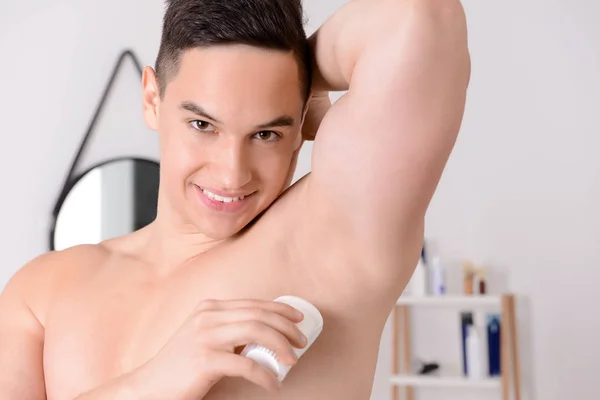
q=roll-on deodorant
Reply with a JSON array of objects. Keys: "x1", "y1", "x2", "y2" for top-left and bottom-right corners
[{"x1": 241, "y1": 295, "x2": 324, "y2": 382}]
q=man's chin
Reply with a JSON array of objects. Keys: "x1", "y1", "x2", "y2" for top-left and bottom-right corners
[{"x1": 193, "y1": 198, "x2": 276, "y2": 240}]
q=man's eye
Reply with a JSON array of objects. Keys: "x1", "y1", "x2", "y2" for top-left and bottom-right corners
[
  {"x1": 254, "y1": 131, "x2": 280, "y2": 141},
  {"x1": 191, "y1": 120, "x2": 215, "y2": 132}
]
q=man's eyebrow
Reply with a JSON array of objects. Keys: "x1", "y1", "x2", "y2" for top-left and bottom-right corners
[
  {"x1": 256, "y1": 115, "x2": 296, "y2": 130},
  {"x1": 180, "y1": 101, "x2": 296, "y2": 129},
  {"x1": 180, "y1": 101, "x2": 223, "y2": 124}
]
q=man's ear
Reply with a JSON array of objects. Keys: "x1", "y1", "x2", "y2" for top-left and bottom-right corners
[{"x1": 142, "y1": 66, "x2": 161, "y2": 131}]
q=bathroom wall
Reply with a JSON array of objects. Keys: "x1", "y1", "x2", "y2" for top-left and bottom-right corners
[{"x1": 374, "y1": 0, "x2": 600, "y2": 399}]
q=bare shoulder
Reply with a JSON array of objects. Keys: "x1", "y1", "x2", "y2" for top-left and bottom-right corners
[
  {"x1": 2, "y1": 244, "x2": 111, "y2": 326},
  {"x1": 0, "y1": 244, "x2": 112, "y2": 397}
]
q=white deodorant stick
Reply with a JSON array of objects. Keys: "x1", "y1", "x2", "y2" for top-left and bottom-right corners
[{"x1": 241, "y1": 295, "x2": 324, "y2": 382}]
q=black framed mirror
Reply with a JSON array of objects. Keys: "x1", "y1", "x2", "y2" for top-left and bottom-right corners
[
  {"x1": 50, "y1": 158, "x2": 159, "y2": 251},
  {"x1": 50, "y1": 50, "x2": 160, "y2": 251}
]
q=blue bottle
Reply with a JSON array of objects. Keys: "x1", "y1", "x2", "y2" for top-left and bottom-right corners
[{"x1": 486, "y1": 314, "x2": 501, "y2": 376}]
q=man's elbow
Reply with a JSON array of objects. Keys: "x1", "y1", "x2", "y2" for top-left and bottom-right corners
[
  {"x1": 408, "y1": 0, "x2": 471, "y2": 86},
  {"x1": 406, "y1": 0, "x2": 467, "y2": 25}
]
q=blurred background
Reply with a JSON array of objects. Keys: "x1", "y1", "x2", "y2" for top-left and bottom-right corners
[{"x1": 1, "y1": 0, "x2": 599, "y2": 399}]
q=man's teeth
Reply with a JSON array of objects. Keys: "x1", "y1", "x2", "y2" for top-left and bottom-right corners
[{"x1": 202, "y1": 189, "x2": 245, "y2": 203}]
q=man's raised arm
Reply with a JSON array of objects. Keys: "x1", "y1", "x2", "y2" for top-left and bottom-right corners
[{"x1": 303, "y1": 0, "x2": 471, "y2": 284}]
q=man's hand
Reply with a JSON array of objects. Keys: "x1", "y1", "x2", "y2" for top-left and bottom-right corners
[
  {"x1": 302, "y1": 91, "x2": 332, "y2": 141},
  {"x1": 76, "y1": 299, "x2": 307, "y2": 400}
]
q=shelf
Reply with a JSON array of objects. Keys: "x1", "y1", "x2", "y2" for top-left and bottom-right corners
[
  {"x1": 390, "y1": 374, "x2": 501, "y2": 389},
  {"x1": 396, "y1": 295, "x2": 502, "y2": 307}
]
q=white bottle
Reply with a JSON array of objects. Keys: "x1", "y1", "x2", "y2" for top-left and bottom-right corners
[
  {"x1": 429, "y1": 256, "x2": 446, "y2": 296},
  {"x1": 241, "y1": 296, "x2": 324, "y2": 382},
  {"x1": 466, "y1": 324, "x2": 483, "y2": 379}
]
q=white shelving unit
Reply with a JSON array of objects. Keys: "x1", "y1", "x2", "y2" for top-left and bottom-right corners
[
  {"x1": 390, "y1": 294, "x2": 521, "y2": 400},
  {"x1": 396, "y1": 295, "x2": 502, "y2": 307},
  {"x1": 390, "y1": 374, "x2": 501, "y2": 389}
]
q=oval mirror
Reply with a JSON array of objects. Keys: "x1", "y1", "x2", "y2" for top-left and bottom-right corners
[{"x1": 51, "y1": 158, "x2": 160, "y2": 251}]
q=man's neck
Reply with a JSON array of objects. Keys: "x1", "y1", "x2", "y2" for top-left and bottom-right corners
[{"x1": 140, "y1": 212, "x2": 227, "y2": 275}]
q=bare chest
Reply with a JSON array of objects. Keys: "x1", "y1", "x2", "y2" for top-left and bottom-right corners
[
  {"x1": 43, "y1": 256, "x2": 286, "y2": 396},
  {"x1": 42, "y1": 254, "x2": 377, "y2": 400}
]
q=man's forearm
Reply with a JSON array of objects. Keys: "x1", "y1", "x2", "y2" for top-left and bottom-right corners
[
  {"x1": 308, "y1": 0, "x2": 465, "y2": 92},
  {"x1": 308, "y1": 0, "x2": 404, "y2": 92}
]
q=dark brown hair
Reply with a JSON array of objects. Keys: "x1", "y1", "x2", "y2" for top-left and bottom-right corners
[{"x1": 155, "y1": 0, "x2": 312, "y2": 104}]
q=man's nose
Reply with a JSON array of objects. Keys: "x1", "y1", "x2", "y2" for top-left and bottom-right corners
[{"x1": 211, "y1": 138, "x2": 252, "y2": 190}]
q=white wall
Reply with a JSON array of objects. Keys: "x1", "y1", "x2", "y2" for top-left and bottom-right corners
[
  {"x1": 2, "y1": 1, "x2": 600, "y2": 400},
  {"x1": 374, "y1": 1, "x2": 600, "y2": 400}
]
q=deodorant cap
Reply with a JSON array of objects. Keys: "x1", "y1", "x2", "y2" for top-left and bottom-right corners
[{"x1": 241, "y1": 295, "x2": 324, "y2": 382}]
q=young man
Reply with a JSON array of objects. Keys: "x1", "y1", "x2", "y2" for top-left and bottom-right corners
[{"x1": 0, "y1": 0, "x2": 470, "y2": 398}]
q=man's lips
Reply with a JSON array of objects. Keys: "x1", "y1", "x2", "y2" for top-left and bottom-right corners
[{"x1": 194, "y1": 185, "x2": 255, "y2": 212}]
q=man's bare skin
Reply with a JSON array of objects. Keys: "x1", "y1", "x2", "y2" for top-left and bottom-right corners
[{"x1": 0, "y1": 0, "x2": 470, "y2": 399}]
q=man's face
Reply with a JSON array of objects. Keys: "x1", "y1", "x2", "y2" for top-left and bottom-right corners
[{"x1": 143, "y1": 45, "x2": 306, "y2": 239}]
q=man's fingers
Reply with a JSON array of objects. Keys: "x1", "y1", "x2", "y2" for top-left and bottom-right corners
[
  {"x1": 203, "y1": 307, "x2": 307, "y2": 349},
  {"x1": 196, "y1": 299, "x2": 304, "y2": 323}
]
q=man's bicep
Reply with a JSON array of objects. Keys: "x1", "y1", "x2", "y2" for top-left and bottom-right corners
[
  {"x1": 0, "y1": 274, "x2": 47, "y2": 399},
  {"x1": 309, "y1": 6, "x2": 470, "y2": 243}
]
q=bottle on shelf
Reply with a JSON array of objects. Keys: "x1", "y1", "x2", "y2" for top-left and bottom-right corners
[
  {"x1": 429, "y1": 255, "x2": 446, "y2": 296},
  {"x1": 460, "y1": 312, "x2": 474, "y2": 375},
  {"x1": 463, "y1": 261, "x2": 475, "y2": 295},
  {"x1": 477, "y1": 268, "x2": 487, "y2": 295},
  {"x1": 486, "y1": 314, "x2": 502, "y2": 376},
  {"x1": 466, "y1": 324, "x2": 484, "y2": 379}
]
